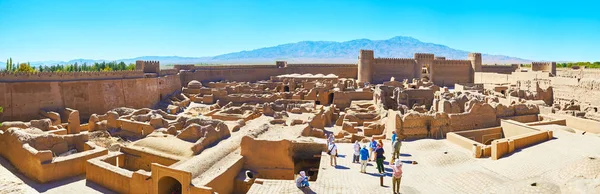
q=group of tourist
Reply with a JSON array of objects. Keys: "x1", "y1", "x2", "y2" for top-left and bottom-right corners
[{"x1": 296, "y1": 131, "x2": 403, "y2": 194}]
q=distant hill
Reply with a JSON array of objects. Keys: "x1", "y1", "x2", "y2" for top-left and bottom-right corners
[{"x1": 28, "y1": 36, "x2": 532, "y2": 66}]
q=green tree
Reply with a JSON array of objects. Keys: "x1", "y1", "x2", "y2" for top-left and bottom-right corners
[{"x1": 17, "y1": 63, "x2": 36, "y2": 72}]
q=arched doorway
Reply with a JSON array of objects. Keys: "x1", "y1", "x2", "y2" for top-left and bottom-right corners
[
  {"x1": 158, "y1": 176, "x2": 182, "y2": 194},
  {"x1": 284, "y1": 86, "x2": 290, "y2": 92},
  {"x1": 328, "y1": 93, "x2": 334, "y2": 105}
]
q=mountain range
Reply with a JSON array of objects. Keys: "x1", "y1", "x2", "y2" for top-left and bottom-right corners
[{"x1": 29, "y1": 36, "x2": 532, "y2": 66}]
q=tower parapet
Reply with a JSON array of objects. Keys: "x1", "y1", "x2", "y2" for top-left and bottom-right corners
[
  {"x1": 136, "y1": 60, "x2": 160, "y2": 74},
  {"x1": 414, "y1": 53, "x2": 435, "y2": 60},
  {"x1": 468, "y1": 53, "x2": 482, "y2": 72},
  {"x1": 531, "y1": 62, "x2": 556, "y2": 76},
  {"x1": 414, "y1": 53, "x2": 434, "y2": 79},
  {"x1": 358, "y1": 50, "x2": 374, "y2": 84}
]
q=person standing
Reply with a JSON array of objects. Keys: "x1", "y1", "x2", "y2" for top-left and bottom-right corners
[
  {"x1": 369, "y1": 139, "x2": 377, "y2": 161},
  {"x1": 391, "y1": 159, "x2": 403, "y2": 194},
  {"x1": 392, "y1": 137, "x2": 401, "y2": 161},
  {"x1": 359, "y1": 145, "x2": 369, "y2": 173},
  {"x1": 375, "y1": 142, "x2": 385, "y2": 174},
  {"x1": 352, "y1": 141, "x2": 360, "y2": 163},
  {"x1": 391, "y1": 131, "x2": 397, "y2": 146},
  {"x1": 328, "y1": 142, "x2": 338, "y2": 166}
]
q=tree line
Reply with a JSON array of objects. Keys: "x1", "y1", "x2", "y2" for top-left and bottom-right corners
[{"x1": 4, "y1": 58, "x2": 136, "y2": 73}]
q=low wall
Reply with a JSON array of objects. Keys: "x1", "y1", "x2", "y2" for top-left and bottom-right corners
[
  {"x1": 201, "y1": 154, "x2": 245, "y2": 194},
  {"x1": 240, "y1": 137, "x2": 295, "y2": 180},
  {"x1": 452, "y1": 127, "x2": 503, "y2": 144},
  {"x1": 501, "y1": 120, "x2": 538, "y2": 137},
  {"x1": 121, "y1": 146, "x2": 180, "y2": 172},
  {"x1": 86, "y1": 153, "x2": 133, "y2": 194},
  {"x1": 491, "y1": 120, "x2": 553, "y2": 160},
  {"x1": 542, "y1": 114, "x2": 600, "y2": 133},
  {"x1": 0, "y1": 130, "x2": 107, "y2": 183}
]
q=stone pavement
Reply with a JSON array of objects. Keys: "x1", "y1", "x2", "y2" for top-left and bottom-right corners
[{"x1": 248, "y1": 128, "x2": 600, "y2": 194}]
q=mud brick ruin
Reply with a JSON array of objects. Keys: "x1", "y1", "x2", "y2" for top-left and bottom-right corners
[{"x1": 1, "y1": 50, "x2": 600, "y2": 193}]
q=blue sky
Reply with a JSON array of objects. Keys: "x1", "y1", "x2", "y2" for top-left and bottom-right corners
[{"x1": 0, "y1": 0, "x2": 599, "y2": 62}]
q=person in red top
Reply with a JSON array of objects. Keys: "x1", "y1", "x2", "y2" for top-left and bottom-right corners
[{"x1": 390, "y1": 159, "x2": 403, "y2": 194}]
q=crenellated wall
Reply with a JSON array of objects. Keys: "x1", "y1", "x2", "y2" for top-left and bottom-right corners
[
  {"x1": 0, "y1": 70, "x2": 144, "y2": 82},
  {"x1": 357, "y1": 50, "x2": 477, "y2": 86},
  {"x1": 532, "y1": 62, "x2": 556, "y2": 76},
  {"x1": 179, "y1": 64, "x2": 356, "y2": 86},
  {"x1": 430, "y1": 59, "x2": 474, "y2": 87},
  {"x1": 372, "y1": 58, "x2": 417, "y2": 84}
]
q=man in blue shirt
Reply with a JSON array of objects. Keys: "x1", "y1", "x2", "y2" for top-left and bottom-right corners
[
  {"x1": 391, "y1": 131, "x2": 397, "y2": 146},
  {"x1": 369, "y1": 139, "x2": 377, "y2": 161},
  {"x1": 359, "y1": 145, "x2": 369, "y2": 173}
]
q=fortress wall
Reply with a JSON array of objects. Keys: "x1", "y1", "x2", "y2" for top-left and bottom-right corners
[
  {"x1": 284, "y1": 64, "x2": 357, "y2": 78},
  {"x1": 0, "y1": 71, "x2": 144, "y2": 82},
  {"x1": 180, "y1": 64, "x2": 358, "y2": 85},
  {"x1": 181, "y1": 67, "x2": 284, "y2": 85},
  {"x1": 372, "y1": 58, "x2": 417, "y2": 84},
  {"x1": 481, "y1": 65, "x2": 519, "y2": 74},
  {"x1": 0, "y1": 75, "x2": 181, "y2": 122},
  {"x1": 158, "y1": 75, "x2": 183, "y2": 99},
  {"x1": 431, "y1": 60, "x2": 473, "y2": 87}
]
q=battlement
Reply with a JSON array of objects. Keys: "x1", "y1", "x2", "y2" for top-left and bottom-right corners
[
  {"x1": 359, "y1": 50, "x2": 374, "y2": 59},
  {"x1": 435, "y1": 57, "x2": 446, "y2": 60},
  {"x1": 531, "y1": 62, "x2": 555, "y2": 66},
  {"x1": 531, "y1": 62, "x2": 556, "y2": 76},
  {"x1": 374, "y1": 58, "x2": 416, "y2": 64},
  {"x1": 286, "y1": 63, "x2": 357, "y2": 67},
  {"x1": 190, "y1": 64, "x2": 276, "y2": 70},
  {"x1": 414, "y1": 53, "x2": 435, "y2": 60},
  {"x1": 0, "y1": 70, "x2": 145, "y2": 82},
  {"x1": 136, "y1": 60, "x2": 160, "y2": 73},
  {"x1": 433, "y1": 59, "x2": 472, "y2": 66},
  {"x1": 468, "y1": 53, "x2": 482, "y2": 58}
]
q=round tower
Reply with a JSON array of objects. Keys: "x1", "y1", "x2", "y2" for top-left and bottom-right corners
[{"x1": 358, "y1": 50, "x2": 374, "y2": 84}]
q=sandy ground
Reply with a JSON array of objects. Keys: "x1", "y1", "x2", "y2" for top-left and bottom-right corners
[{"x1": 248, "y1": 128, "x2": 600, "y2": 193}]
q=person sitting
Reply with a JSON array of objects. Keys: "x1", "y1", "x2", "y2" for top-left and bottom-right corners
[{"x1": 296, "y1": 171, "x2": 310, "y2": 188}]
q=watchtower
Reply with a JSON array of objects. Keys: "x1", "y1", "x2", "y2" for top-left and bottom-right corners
[
  {"x1": 468, "y1": 53, "x2": 482, "y2": 72},
  {"x1": 358, "y1": 50, "x2": 374, "y2": 84}
]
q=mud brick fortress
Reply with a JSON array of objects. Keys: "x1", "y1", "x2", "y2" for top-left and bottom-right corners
[{"x1": 1, "y1": 50, "x2": 600, "y2": 194}]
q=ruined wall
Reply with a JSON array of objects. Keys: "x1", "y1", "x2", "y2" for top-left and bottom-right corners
[
  {"x1": 240, "y1": 137, "x2": 295, "y2": 180},
  {"x1": 372, "y1": 58, "x2": 417, "y2": 84},
  {"x1": 430, "y1": 60, "x2": 474, "y2": 87},
  {"x1": 0, "y1": 74, "x2": 181, "y2": 121},
  {"x1": 481, "y1": 64, "x2": 519, "y2": 74}
]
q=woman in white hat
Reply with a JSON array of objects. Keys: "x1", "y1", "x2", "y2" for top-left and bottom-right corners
[{"x1": 390, "y1": 159, "x2": 403, "y2": 194}]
